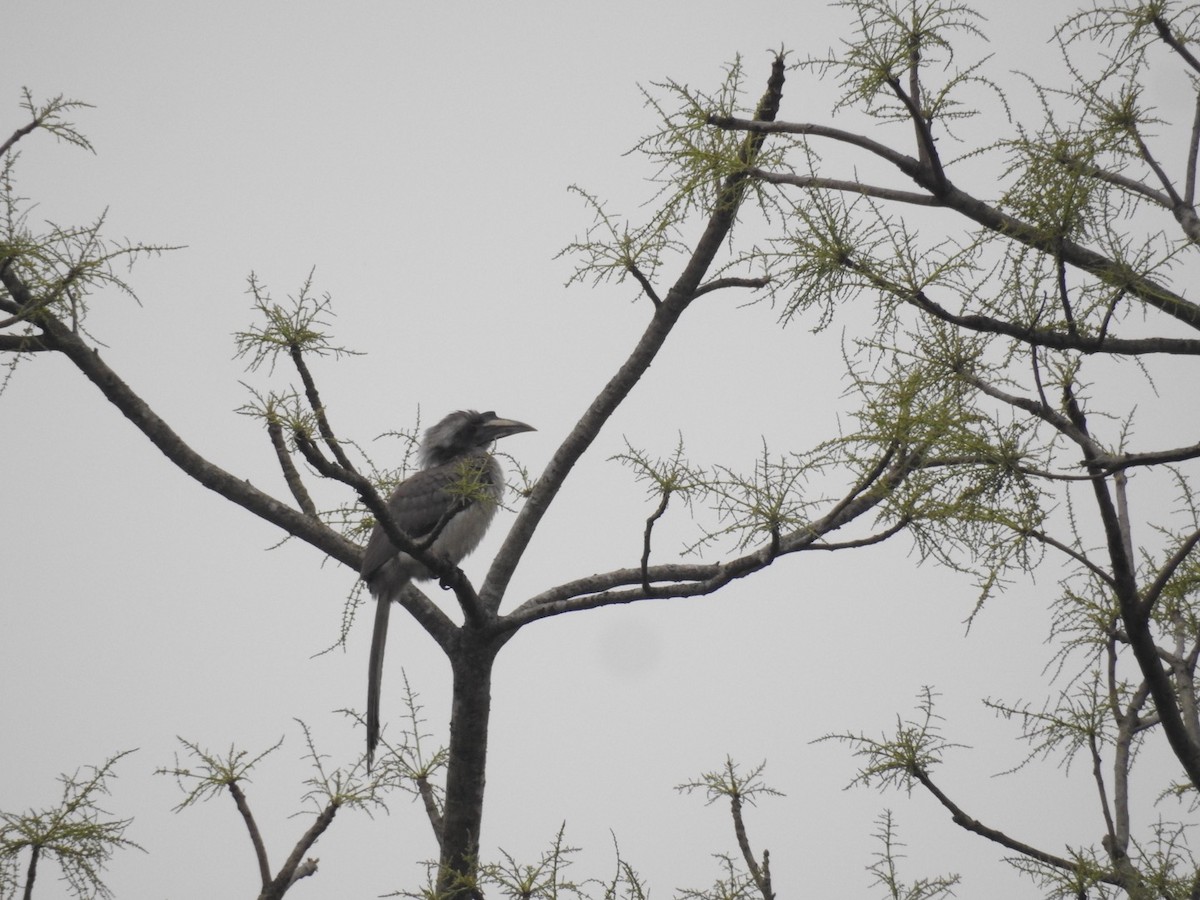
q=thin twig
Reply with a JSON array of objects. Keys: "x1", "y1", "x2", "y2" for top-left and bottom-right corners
[
  {"x1": 267, "y1": 420, "x2": 318, "y2": 517},
  {"x1": 290, "y1": 345, "x2": 356, "y2": 473}
]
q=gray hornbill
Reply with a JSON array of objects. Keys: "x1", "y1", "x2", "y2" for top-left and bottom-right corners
[{"x1": 360, "y1": 409, "x2": 534, "y2": 768}]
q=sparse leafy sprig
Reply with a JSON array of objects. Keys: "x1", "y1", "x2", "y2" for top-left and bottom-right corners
[
  {"x1": 819, "y1": 688, "x2": 967, "y2": 793},
  {"x1": 985, "y1": 674, "x2": 1113, "y2": 776},
  {"x1": 689, "y1": 441, "x2": 823, "y2": 554},
  {"x1": 675, "y1": 758, "x2": 784, "y2": 809},
  {"x1": 234, "y1": 269, "x2": 360, "y2": 374},
  {"x1": 156, "y1": 736, "x2": 286, "y2": 811},
  {"x1": 836, "y1": 334, "x2": 1049, "y2": 606},
  {"x1": 866, "y1": 810, "x2": 960, "y2": 900},
  {"x1": 631, "y1": 55, "x2": 793, "y2": 231},
  {"x1": 803, "y1": 0, "x2": 998, "y2": 126},
  {"x1": 595, "y1": 834, "x2": 649, "y2": 900},
  {"x1": 1, "y1": 88, "x2": 95, "y2": 158},
  {"x1": 613, "y1": 436, "x2": 710, "y2": 514},
  {"x1": 367, "y1": 670, "x2": 449, "y2": 806},
  {"x1": 558, "y1": 187, "x2": 688, "y2": 303},
  {"x1": 0, "y1": 750, "x2": 142, "y2": 900},
  {"x1": 674, "y1": 854, "x2": 760, "y2": 900},
  {"x1": 1, "y1": 210, "x2": 177, "y2": 335},
  {"x1": 484, "y1": 824, "x2": 585, "y2": 900}
]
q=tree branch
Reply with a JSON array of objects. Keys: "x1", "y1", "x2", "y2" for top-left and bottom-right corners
[
  {"x1": 746, "y1": 167, "x2": 941, "y2": 205},
  {"x1": 291, "y1": 431, "x2": 465, "y2": 639},
  {"x1": 0, "y1": 333, "x2": 50, "y2": 352},
  {"x1": 1075, "y1": 405, "x2": 1200, "y2": 789},
  {"x1": 1091, "y1": 442, "x2": 1200, "y2": 473},
  {"x1": 1154, "y1": 15, "x2": 1200, "y2": 77},
  {"x1": 228, "y1": 781, "x2": 272, "y2": 889},
  {"x1": 289, "y1": 344, "x2": 356, "y2": 472},
  {"x1": 1139, "y1": 525, "x2": 1200, "y2": 620},
  {"x1": 505, "y1": 445, "x2": 918, "y2": 629},
  {"x1": 956, "y1": 370, "x2": 1101, "y2": 455},
  {"x1": 267, "y1": 420, "x2": 318, "y2": 517},
  {"x1": 911, "y1": 767, "x2": 1123, "y2": 887},
  {"x1": 416, "y1": 774, "x2": 444, "y2": 850},
  {"x1": 628, "y1": 263, "x2": 661, "y2": 308},
  {"x1": 1187, "y1": 93, "x2": 1200, "y2": 206},
  {"x1": 260, "y1": 802, "x2": 337, "y2": 900},
  {"x1": 709, "y1": 118, "x2": 1200, "y2": 329},
  {"x1": 691, "y1": 275, "x2": 772, "y2": 299},
  {"x1": 481, "y1": 56, "x2": 788, "y2": 614},
  {"x1": 906, "y1": 286, "x2": 1200, "y2": 356},
  {"x1": 0, "y1": 265, "x2": 361, "y2": 569},
  {"x1": 731, "y1": 792, "x2": 772, "y2": 900}
]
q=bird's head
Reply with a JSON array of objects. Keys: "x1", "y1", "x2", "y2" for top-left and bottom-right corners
[{"x1": 419, "y1": 410, "x2": 535, "y2": 467}]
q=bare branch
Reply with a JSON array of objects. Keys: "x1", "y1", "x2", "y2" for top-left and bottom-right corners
[
  {"x1": 906, "y1": 287, "x2": 1200, "y2": 356},
  {"x1": 911, "y1": 767, "x2": 1124, "y2": 887},
  {"x1": 629, "y1": 263, "x2": 661, "y2": 307},
  {"x1": 0, "y1": 333, "x2": 50, "y2": 352},
  {"x1": 956, "y1": 370, "x2": 1101, "y2": 455},
  {"x1": 267, "y1": 420, "x2": 318, "y2": 518},
  {"x1": 227, "y1": 781, "x2": 272, "y2": 890},
  {"x1": 1187, "y1": 93, "x2": 1200, "y2": 205},
  {"x1": 1092, "y1": 442, "x2": 1200, "y2": 473},
  {"x1": 506, "y1": 445, "x2": 917, "y2": 628},
  {"x1": 1023, "y1": 529, "x2": 1116, "y2": 588},
  {"x1": 1154, "y1": 15, "x2": 1200, "y2": 77},
  {"x1": 289, "y1": 344, "x2": 356, "y2": 473},
  {"x1": 417, "y1": 774, "x2": 444, "y2": 849},
  {"x1": 640, "y1": 490, "x2": 670, "y2": 594},
  {"x1": 260, "y1": 803, "x2": 336, "y2": 900},
  {"x1": 1059, "y1": 153, "x2": 1173, "y2": 207},
  {"x1": 747, "y1": 167, "x2": 941, "y2": 205},
  {"x1": 691, "y1": 275, "x2": 772, "y2": 300},
  {"x1": 887, "y1": 76, "x2": 946, "y2": 190}
]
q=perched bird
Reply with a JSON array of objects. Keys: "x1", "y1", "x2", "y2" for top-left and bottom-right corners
[{"x1": 360, "y1": 409, "x2": 534, "y2": 768}]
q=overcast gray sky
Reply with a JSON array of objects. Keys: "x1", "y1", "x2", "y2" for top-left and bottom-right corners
[{"x1": 3, "y1": 1, "x2": 1192, "y2": 898}]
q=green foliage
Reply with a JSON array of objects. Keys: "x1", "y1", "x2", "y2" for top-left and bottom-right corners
[
  {"x1": 156, "y1": 725, "x2": 383, "y2": 816},
  {"x1": 0, "y1": 208, "x2": 174, "y2": 337},
  {"x1": 819, "y1": 688, "x2": 966, "y2": 793},
  {"x1": 675, "y1": 757, "x2": 784, "y2": 809},
  {"x1": 866, "y1": 811, "x2": 960, "y2": 900},
  {"x1": 0, "y1": 750, "x2": 142, "y2": 900},
  {"x1": 233, "y1": 270, "x2": 360, "y2": 374},
  {"x1": 807, "y1": 0, "x2": 1000, "y2": 125},
  {"x1": 675, "y1": 855, "x2": 761, "y2": 900},
  {"x1": 368, "y1": 670, "x2": 449, "y2": 801},
  {"x1": 631, "y1": 55, "x2": 792, "y2": 227},
  {"x1": 561, "y1": 55, "x2": 791, "y2": 302},
  {"x1": 558, "y1": 187, "x2": 688, "y2": 298},
  {"x1": 7, "y1": 89, "x2": 95, "y2": 154},
  {"x1": 156, "y1": 735, "x2": 288, "y2": 810},
  {"x1": 0, "y1": 91, "x2": 175, "y2": 351},
  {"x1": 484, "y1": 825, "x2": 585, "y2": 900}
]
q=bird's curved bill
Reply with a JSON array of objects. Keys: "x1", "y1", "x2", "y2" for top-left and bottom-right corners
[{"x1": 483, "y1": 417, "x2": 536, "y2": 440}]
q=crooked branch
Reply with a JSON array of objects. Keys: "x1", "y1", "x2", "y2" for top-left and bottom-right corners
[
  {"x1": 482, "y1": 55, "x2": 788, "y2": 612},
  {"x1": 710, "y1": 117, "x2": 1200, "y2": 330},
  {"x1": 911, "y1": 767, "x2": 1124, "y2": 888}
]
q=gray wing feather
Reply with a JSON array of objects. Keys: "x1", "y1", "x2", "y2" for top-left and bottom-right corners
[
  {"x1": 360, "y1": 464, "x2": 469, "y2": 583},
  {"x1": 361, "y1": 451, "x2": 502, "y2": 770}
]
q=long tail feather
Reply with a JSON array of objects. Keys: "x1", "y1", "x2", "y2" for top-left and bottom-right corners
[{"x1": 366, "y1": 588, "x2": 394, "y2": 771}]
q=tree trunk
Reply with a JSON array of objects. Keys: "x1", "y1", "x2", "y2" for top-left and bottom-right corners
[{"x1": 437, "y1": 630, "x2": 498, "y2": 897}]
